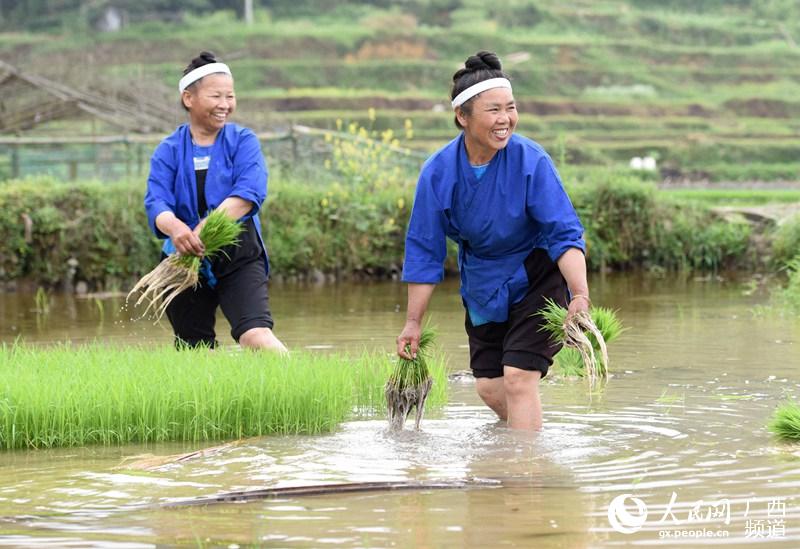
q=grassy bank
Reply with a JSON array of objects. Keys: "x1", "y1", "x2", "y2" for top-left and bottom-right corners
[
  {"x1": 0, "y1": 343, "x2": 448, "y2": 449},
  {"x1": 0, "y1": 177, "x2": 157, "y2": 288},
  {"x1": 0, "y1": 171, "x2": 773, "y2": 290}
]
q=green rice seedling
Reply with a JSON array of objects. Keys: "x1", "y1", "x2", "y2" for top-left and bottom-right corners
[
  {"x1": 0, "y1": 343, "x2": 448, "y2": 450},
  {"x1": 385, "y1": 327, "x2": 436, "y2": 430},
  {"x1": 539, "y1": 299, "x2": 625, "y2": 381},
  {"x1": 127, "y1": 210, "x2": 243, "y2": 320},
  {"x1": 552, "y1": 347, "x2": 585, "y2": 377},
  {"x1": 768, "y1": 401, "x2": 800, "y2": 442},
  {"x1": 33, "y1": 287, "x2": 50, "y2": 315},
  {"x1": 93, "y1": 296, "x2": 105, "y2": 320}
]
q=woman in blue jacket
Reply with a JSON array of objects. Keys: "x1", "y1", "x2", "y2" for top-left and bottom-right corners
[
  {"x1": 396, "y1": 51, "x2": 590, "y2": 430},
  {"x1": 144, "y1": 51, "x2": 286, "y2": 352}
]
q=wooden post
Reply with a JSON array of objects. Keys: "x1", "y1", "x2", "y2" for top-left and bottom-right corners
[
  {"x1": 10, "y1": 144, "x2": 19, "y2": 179},
  {"x1": 125, "y1": 140, "x2": 131, "y2": 178},
  {"x1": 68, "y1": 160, "x2": 78, "y2": 180},
  {"x1": 91, "y1": 118, "x2": 98, "y2": 178},
  {"x1": 290, "y1": 126, "x2": 298, "y2": 164}
]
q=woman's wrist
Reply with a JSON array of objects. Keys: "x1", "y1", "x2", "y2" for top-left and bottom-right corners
[
  {"x1": 569, "y1": 293, "x2": 591, "y2": 306},
  {"x1": 155, "y1": 211, "x2": 180, "y2": 237}
]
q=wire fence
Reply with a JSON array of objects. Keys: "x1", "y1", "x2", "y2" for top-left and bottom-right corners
[{"x1": 0, "y1": 125, "x2": 429, "y2": 183}]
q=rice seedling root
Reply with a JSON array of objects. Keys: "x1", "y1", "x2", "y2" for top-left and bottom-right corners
[
  {"x1": 385, "y1": 377, "x2": 432, "y2": 430},
  {"x1": 563, "y1": 311, "x2": 609, "y2": 385},
  {"x1": 126, "y1": 256, "x2": 199, "y2": 320}
]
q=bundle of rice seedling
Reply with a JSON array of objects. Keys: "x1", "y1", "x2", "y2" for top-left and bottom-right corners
[
  {"x1": 768, "y1": 401, "x2": 800, "y2": 442},
  {"x1": 386, "y1": 327, "x2": 436, "y2": 430},
  {"x1": 539, "y1": 299, "x2": 625, "y2": 383},
  {"x1": 127, "y1": 210, "x2": 243, "y2": 320}
]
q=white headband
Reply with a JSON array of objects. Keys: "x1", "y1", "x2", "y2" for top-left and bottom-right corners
[
  {"x1": 178, "y1": 62, "x2": 232, "y2": 93},
  {"x1": 451, "y1": 77, "x2": 512, "y2": 109}
]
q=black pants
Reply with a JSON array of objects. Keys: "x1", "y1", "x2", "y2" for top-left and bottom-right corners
[{"x1": 465, "y1": 248, "x2": 569, "y2": 379}]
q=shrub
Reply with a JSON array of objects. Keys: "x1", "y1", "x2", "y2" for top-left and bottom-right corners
[
  {"x1": 772, "y1": 214, "x2": 800, "y2": 267},
  {"x1": 568, "y1": 173, "x2": 753, "y2": 272}
]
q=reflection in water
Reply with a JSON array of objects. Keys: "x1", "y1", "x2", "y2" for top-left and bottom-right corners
[{"x1": 1, "y1": 274, "x2": 800, "y2": 546}]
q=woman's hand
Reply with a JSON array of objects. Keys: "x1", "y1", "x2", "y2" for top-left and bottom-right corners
[
  {"x1": 172, "y1": 221, "x2": 205, "y2": 256},
  {"x1": 191, "y1": 217, "x2": 207, "y2": 242},
  {"x1": 155, "y1": 211, "x2": 205, "y2": 256},
  {"x1": 397, "y1": 283, "x2": 436, "y2": 359},
  {"x1": 397, "y1": 321, "x2": 422, "y2": 360},
  {"x1": 566, "y1": 294, "x2": 591, "y2": 320}
]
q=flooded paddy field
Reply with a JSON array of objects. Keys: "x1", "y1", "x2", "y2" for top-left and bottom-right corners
[{"x1": 1, "y1": 274, "x2": 799, "y2": 547}]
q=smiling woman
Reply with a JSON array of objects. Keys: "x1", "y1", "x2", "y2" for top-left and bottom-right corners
[
  {"x1": 396, "y1": 51, "x2": 591, "y2": 432},
  {"x1": 142, "y1": 52, "x2": 286, "y2": 352},
  {"x1": 182, "y1": 71, "x2": 237, "y2": 142}
]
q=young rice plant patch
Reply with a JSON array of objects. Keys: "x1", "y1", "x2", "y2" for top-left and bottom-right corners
[{"x1": 0, "y1": 343, "x2": 448, "y2": 450}]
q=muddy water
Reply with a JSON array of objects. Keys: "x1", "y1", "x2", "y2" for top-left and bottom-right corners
[{"x1": 1, "y1": 274, "x2": 800, "y2": 547}]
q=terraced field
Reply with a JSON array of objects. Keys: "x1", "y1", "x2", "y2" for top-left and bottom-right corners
[{"x1": 2, "y1": 1, "x2": 800, "y2": 181}]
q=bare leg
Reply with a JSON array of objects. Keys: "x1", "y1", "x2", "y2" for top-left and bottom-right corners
[
  {"x1": 503, "y1": 366, "x2": 542, "y2": 431},
  {"x1": 475, "y1": 377, "x2": 508, "y2": 421},
  {"x1": 238, "y1": 327, "x2": 288, "y2": 353}
]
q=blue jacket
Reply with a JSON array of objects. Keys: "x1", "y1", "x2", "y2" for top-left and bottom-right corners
[
  {"x1": 144, "y1": 123, "x2": 269, "y2": 274},
  {"x1": 402, "y1": 133, "x2": 585, "y2": 322}
]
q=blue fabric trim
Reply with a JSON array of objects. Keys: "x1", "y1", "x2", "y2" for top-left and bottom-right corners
[
  {"x1": 192, "y1": 142, "x2": 211, "y2": 171},
  {"x1": 468, "y1": 307, "x2": 490, "y2": 326},
  {"x1": 471, "y1": 163, "x2": 489, "y2": 181}
]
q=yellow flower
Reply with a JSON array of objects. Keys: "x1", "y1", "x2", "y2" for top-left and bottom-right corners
[
  {"x1": 397, "y1": 198, "x2": 405, "y2": 209},
  {"x1": 368, "y1": 107, "x2": 376, "y2": 121},
  {"x1": 404, "y1": 118, "x2": 413, "y2": 131},
  {"x1": 324, "y1": 159, "x2": 331, "y2": 169},
  {"x1": 336, "y1": 119, "x2": 343, "y2": 131},
  {"x1": 324, "y1": 133, "x2": 332, "y2": 143},
  {"x1": 321, "y1": 198, "x2": 329, "y2": 208}
]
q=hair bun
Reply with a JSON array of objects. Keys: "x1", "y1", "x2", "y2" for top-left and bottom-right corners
[
  {"x1": 183, "y1": 51, "x2": 220, "y2": 76},
  {"x1": 198, "y1": 51, "x2": 217, "y2": 64},
  {"x1": 464, "y1": 51, "x2": 502, "y2": 72}
]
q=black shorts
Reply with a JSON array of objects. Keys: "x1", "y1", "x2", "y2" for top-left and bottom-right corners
[
  {"x1": 165, "y1": 218, "x2": 274, "y2": 348},
  {"x1": 465, "y1": 248, "x2": 569, "y2": 379}
]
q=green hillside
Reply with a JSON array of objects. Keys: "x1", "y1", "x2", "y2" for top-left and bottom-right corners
[{"x1": 3, "y1": 0, "x2": 800, "y2": 181}]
